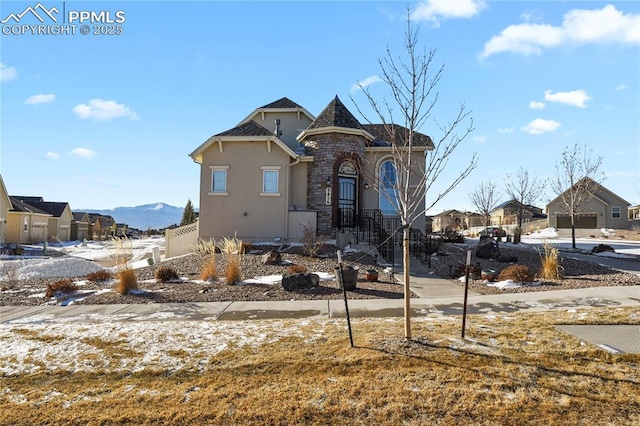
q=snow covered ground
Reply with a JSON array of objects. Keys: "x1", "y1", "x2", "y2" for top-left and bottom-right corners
[{"x1": 521, "y1": 228, "x2": 640, "y2": 258}]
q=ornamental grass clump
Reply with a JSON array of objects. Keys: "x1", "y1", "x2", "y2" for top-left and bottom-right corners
[
  {"x1": 192, "y1": 239, "x2": 218, "y2": 282},
  {"x1": 45, "y1": 279, "x2": 78, "y2": 298},
  {"x1": 539, "y1": 241, "x2": 562, "y2": 280},
  {"x1": 109, "y1": 237, "x2": 137, "y2": 295},
  {"x1": 218, "y1": 235, "x2": 243, "y2": 285}
]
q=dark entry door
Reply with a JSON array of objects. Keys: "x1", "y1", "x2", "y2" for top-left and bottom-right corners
[{"x1": 338, "y1": 176, "x2": 356, "y2": 227}]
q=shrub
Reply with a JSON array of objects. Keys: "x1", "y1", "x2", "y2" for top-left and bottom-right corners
[
  {"x1": 155, "y1": 266, "x2": 179, "y2": 283},
  {"x1": 591, "y1": 244, "x2": 615, "y2": 254},
  {"x1": 287, "y1": 264, "x2": 308, "y2": 274},
  {"x1": 452, "y1": 264, "x2": 481, "y2": 280},
  {"x1": 301, "y1": 223, "x2": 325, "y2": 257},
  {"x1": 441, "y1": 229, "x2": 464, "y2": 243},
  {"x1": 225, "y1": 255, "x2": 242, "y2": 284},
  {"x1": 115, "y1": 269, "x2": 137, "y2": 295},
  {"x1": 498, "y1": 264, "x2": 534, "y2": 283},
  {"x1": 86, "y1": 270, "x2": 113, "y2": 283},
  {"x1": 218, "y1": 235, "x2": 243, "y2": 255},
  {"x1": 539, "y1": 241, "x2": 562, "y2": 280},
  {"x1": 46, "y1": 279, "x2": 78, "y2": 298}
]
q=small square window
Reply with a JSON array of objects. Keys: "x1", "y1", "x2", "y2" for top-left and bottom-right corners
[
  {"x1": 211, "y1": 170, "x2": 227, "y2": 193},
  {"x1": 263, "y1": 170, "x2": 278, "y2": 193},
  {"x1": 612, "y1": 206, "x2": 621, "y2": 218}
]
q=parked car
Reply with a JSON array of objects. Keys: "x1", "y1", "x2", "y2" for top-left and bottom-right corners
[{"x1": 478, "y1": 227, "x2": 506, "y2": 238}]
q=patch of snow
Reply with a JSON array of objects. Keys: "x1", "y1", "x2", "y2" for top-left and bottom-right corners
[
  {"x1": 485, "y1": 280, "x2": 543, "y2": 289},
  {"x1": 600, "y1": 228, "x2": 616, "y2": 238},
  {"x1": 526, "y1": 228, "x2": 559, "y2": 239},
  {"x1": 1, "y1": 257, "x2": 104, "y2": 280}
]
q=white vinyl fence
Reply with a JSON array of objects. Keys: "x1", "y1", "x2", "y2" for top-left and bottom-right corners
[{"x1": 165, "y1": 221, "x2": 199, "y2": 259}]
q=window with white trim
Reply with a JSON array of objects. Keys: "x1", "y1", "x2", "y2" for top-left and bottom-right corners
[
  {"x1": 612, "y1": 206, "x2": 621, "y2": 218},
  {"x1": 261, "y1": 166, "x2": 281, "y2": 196},
  {"x1": 209, "y1": 166, "x2": 229, "y2": 195}
]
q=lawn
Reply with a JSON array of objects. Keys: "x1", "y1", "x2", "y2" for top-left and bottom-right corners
[{"x1": 1, "y1": 306, "x2": 639, "y2": 425}]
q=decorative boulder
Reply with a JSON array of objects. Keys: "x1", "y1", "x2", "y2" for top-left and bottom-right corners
[
  {"x1": 476, "y1": 235, "x2": 500, "y2": 259},
  {"x1": 261, "y1": 250, "x2": 282, "y2": 265},
  {"x1": 281, "y1": 273, "x2": 320, "y2": 291}
]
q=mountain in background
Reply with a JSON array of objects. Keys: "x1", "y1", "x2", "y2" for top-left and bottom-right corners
[{"x1": 79, "y1": 203, "x2": 188, "y2": 230}]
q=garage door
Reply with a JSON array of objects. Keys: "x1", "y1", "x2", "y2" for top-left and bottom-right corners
[{"x1": 556, "y1": 214, "x2": 597, "y2": 229}]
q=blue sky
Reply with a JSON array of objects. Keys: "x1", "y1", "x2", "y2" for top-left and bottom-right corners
[{"x1": 1, "y1": 0, "x2": 638, "y2": 215}]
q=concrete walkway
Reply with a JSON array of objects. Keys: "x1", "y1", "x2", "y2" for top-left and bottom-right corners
[{"x1": 2, "y1": 253, "x2": 639, "y2": 352}]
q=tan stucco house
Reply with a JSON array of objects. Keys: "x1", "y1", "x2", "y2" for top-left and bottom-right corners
[
  {"x1": 547, "y1": 179, "x2": 630, "y2": 236},
  {"x1": 189, "y1": 96, "x2": 433, "y2": 252},
  {"x1": 9, "y1": 197, "x2": 73, "y2": 242},
  {"x1": 490, "y1": 200, "x2": 546, "y2": 227},
  {"x1": 71, "y1": 212, "x2": 91, "y2": 241},
  {"x1": 0, "y1": 174, "x2": 11, "y2": 246},
  {"x1": 431, "y1": 209, "x2": 485, "y2": 232},
  {"x1": 6, "y1": 197, "x2": 51, "y2": 243}
]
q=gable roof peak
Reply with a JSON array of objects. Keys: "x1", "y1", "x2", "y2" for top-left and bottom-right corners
[{"x1": 259, "y1": 97, "x2": 304, "y2": 110}]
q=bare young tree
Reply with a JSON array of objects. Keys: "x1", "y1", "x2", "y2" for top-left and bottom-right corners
[
  {"x1": 351, "y1": 10, "x2": 477, "y2": 339},
  {"x1": 551, "y1": 144, "x2": 604, "y2": 249},
  {"x1": 503, "y1": 167, "x2": 546, "y2": 242},
  {"x1": 469, "y1": 180, "x2": 500, "y2": 229}
]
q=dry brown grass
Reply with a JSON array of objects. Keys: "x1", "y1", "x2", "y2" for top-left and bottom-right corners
[
  {"x1": 225, "y1": 255, "x2": 242, "y2": 284},
  {"x1": 1, "y1": 307, "x2": 639, "y2": 425},
  {"x1": 115, "y1": 269, "x2": 137, "y2": 295},
  {"x1": 86, "y1": 269, "x2": 113, "y2": 283},
  {"x1": 539, "y1": 240, "x2": 562, "y2": 280},
  {"x1": 498, "y1": 264, "x2": 535, "y2": 282},
  {"x1": 45, "y1": 279, "x2": 78, "y2": 298},
  {"x1": 193, "y1": 239, "x2": 218, "y2": 281},
  {"x1": 287, "y1": 264, "x2": 309, "y2": 274}
]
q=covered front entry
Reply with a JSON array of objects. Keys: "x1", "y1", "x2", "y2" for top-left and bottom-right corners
[{"x1": 338, "y1": 176, "x2": 357, "y2": 227}]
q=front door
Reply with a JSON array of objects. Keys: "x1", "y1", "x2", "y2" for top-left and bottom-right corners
[{"x1": 338, "y1": 176, "x2": 356, "y2": 228}]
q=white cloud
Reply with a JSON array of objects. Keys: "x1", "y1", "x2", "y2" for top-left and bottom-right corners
[
  {"x1": 529, "y1": 101, "x2": 545, "y2": 110},
  {"x1": 481, "y1": 5, "x2": 640, "y2": 57},
  {"x1": 72, "y1": 99, "x2": 138, "y2": 121},
  {"x1": 69, "y1": 147, "x2": 97, "y2": 159},
  {"x1": 350, "y1": 75, "x2": 382, "y2": 93},
  {"x1": 25, "y1": 93, "x2": 55, "y2": 105},
  {"x1": 616, "y1": 84, "x2": 629, "y2": 91},
  {"x1": 521, "y1": 119, "x2": 561, "y2": 135},
  {"x1": 411, "y1": 0, "x2": 486, "y2": 26},
  {"x1": 544, "y1": 89, "x2": 592, "y2": 108},
  {"x1": 45, "y1": 151, "x2": 60, "y2": 161},
  {"x1": 497, "y1": 127, "x2": 515, "y2": 134},
  {"x1": 473, "y1": 135, "x2": 487, "y2": 143},
  {"x1": 0, "y1": 62, "x2": 17, "y2": 82}
]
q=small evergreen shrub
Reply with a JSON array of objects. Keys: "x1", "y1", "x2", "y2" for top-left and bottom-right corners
[
  {"x1": 46, "y1": 279, "x2": 78, "y2": 298},
  {"x1": 498, "y1": 264, "x2": 534, "y2": 283},
  {"x1": 155, "y1": 266, "x2": 179, "y2": 283},
  {"x1": 591, "y1": 244, "x2": 615, "y2": 254},
  {"x1": 287, "y1": 264, "x2": 308, "y2": 274},
  {"x1": 441, "y1": 229, "x2": 464, "y2": 243},
  {"x1": 86, "y1": 270, "x2": 113, "y2": 283}
]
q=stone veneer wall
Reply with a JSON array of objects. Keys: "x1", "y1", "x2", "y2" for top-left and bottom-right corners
[{"x1": 304, "y1": 132, "x2": 366, "y2": 236}]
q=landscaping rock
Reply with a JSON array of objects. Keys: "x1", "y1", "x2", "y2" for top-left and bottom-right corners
[
  {"x1": 281, "y1": 273, "x2": 320, "y2": 291},
  {"x1": 476, "y1": 235, "x2": 500, "y2": 259},
  {"x1": 261, "y1": 250, "x2": 282, "y2": 265}
]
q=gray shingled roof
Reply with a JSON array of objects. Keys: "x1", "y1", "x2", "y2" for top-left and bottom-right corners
[
  {"x1": 9, "y1": 197, "x2": 49, "y2": 215},
  {"x1": 307, "y1": 96, "x2": 363, "y2": 131},
  {"x1": 73, "y1": 212, "x2": 88, "y2": 221},
  {"x1": 362, "y1": 124, "x2": 434, "y2": 148},
  {"x1": 259, "y1": 97, "x2": 304, "y2": 109},
  {"x1": 215, "y1": 120, "x2": 274, "y2": 137},
  {"x1": 24, "y1": 201, "x2": 68, "y2": 217}
]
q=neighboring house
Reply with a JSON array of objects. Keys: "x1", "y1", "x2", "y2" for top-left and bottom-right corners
[
  {"x1": 547, "y1": 179, "x2": 630, "y2": 235},
  {"x1": 11, "y1": 196, "x2": 74, "y2": 242},
  {"x1": 88, "y1": 214, "x2": 116, "y2": 239},
  {"x1": 0, "y1": 175, "x2": 12, "y2": 246},
  {"x1": 189, "y1": 96, "x2": 433, "y2": 247},
  {"x1": 490, "y1": 200, "x2": 546, "y2": 227},
  {"x1": 431, "y1": 209, "x2": 482, "y2": 232},
  {"x1": 6, "y1": 197, "x2": 51, "y2": 243},
  {"x1": 116, "y1": 223, "x2": 128, "y2": 237},
  {"x1": 71, "y1": 212, "x2": 91, "y2": 241},
  {"x1": 629, "y1": 205, "x2": 640, "y2": 222}
]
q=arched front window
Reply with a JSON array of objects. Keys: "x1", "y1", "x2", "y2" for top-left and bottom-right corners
[{"x1": 379, "y1": 160, "x2": 399, "y2": 215}]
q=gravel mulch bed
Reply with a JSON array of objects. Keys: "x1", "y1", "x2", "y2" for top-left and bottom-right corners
[
  {"x1": 1, "y1": 245, "x2": 411, "y2": 306},
  {"x1": 429, "y1": 240, "x2": 640, "y2": 295},
  {"x1": 2, "y1": 241, "x2": 639, "y2": 306}
]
